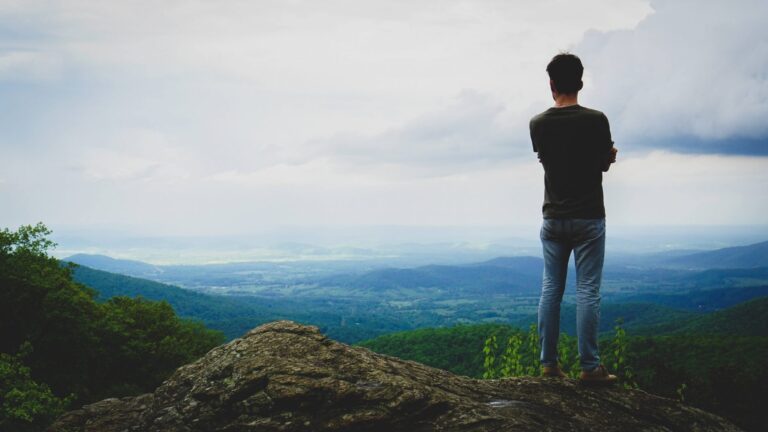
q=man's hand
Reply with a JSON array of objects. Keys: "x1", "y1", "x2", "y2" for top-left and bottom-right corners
[{"x1": 603, "y1": 147, "x2": 618, "y2": 171}]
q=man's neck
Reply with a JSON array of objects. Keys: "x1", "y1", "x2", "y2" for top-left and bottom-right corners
[{"x1": 553, "y1": 93, "x2": 579, "y2": 108}]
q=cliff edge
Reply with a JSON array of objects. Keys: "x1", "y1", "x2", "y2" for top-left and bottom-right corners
[{"x1": 49, "y1": 320, "x2": 741, "y2": 431}]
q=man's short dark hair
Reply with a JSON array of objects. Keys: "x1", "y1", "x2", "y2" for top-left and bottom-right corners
[{"x1": 546, "y1": 53, "x2": 584, "y2": 94}]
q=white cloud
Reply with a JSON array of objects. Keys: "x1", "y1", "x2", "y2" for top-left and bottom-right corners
[
  {"x1": 2, "y1": 0, "x2": 767, "y2": 237},
  {"x1": 65, "y1": 128, "x2": 191, "y2": 182},
  {"x1": 605, "y1": 151, "x2": 768, "y2": 224},
  {"x1": 0, "y1": 51, "x2": 61, "y2": 80},
  {"x1": 578, "y1": 0, "x2": 768, "y2": 145},
  {"x1": 307, "y1": 90, "x2": 525, "y2": 170},
  {"x1": 203, "y1": 158, "x2": 389, "y2": 187}
]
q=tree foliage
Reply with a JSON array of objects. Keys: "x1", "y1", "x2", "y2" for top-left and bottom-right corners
[
  {"x1": 0, "y1": 223, "x2": 225, "y2": 430},
  {"x1": 0, "y1": 346, "x2": 71, "y2": 432},
  {"x1": 357, "y1": 323, "x2": 513, "y2": 378},
  {"x1": 360, "y1": 317, "x2": 768, "y2": 432}
]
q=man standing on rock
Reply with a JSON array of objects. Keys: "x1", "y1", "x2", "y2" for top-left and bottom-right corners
[{"x1": 529, "y1": 53, "x2": 618, "y2": 384}]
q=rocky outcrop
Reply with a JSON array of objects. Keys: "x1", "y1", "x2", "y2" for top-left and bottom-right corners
[{"x1": 49, "y1": 320, "x2": 741, "y2": 431}]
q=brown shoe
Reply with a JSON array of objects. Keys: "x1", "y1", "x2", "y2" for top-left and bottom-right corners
[
  {"x1": 579, "y1": 364, "x2": 618, "y2": 385},
  {"x1": 542, "y1": 365, "x2": 567, "y2": 378}
]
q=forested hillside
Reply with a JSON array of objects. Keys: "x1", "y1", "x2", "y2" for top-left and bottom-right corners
[
  {"x1": 317, "y1": 256, "x2": 544, "y2": 296},
  {"x1": 632, "y1": 296, "x2": 768, "y2": 336},
  {"x1": 73, "y1": 263, "x2": 743, "y2": 344},
  {"x1": 70, "y1": 264, "x2": 275, "y2": 338},
  {"x1": 0, "y1": 224, "x2": 224, "y2": 432},
  {"x1": 6, "y1": 222, "x2": 766, "y2": 431},
  {"x1": 616, "y1": 285, "x2": 768, "y2": 311},
  {"x1": 507, "y1": 302, "x2": 697, "y2": 335},
  {"x1": 665, "y1": 240, "x2": 768, "y2": 269},
  {"x1": 356, "y1": 299, "x2": 768, "y2": 432},
  {"x1": 69, "y1": 265, "x2": 415, "y2": 342}
]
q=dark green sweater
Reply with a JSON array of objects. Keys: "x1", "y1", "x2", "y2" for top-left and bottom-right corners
[{"x1": 529, "y1": 104, "x2": 614, "y2": 219}]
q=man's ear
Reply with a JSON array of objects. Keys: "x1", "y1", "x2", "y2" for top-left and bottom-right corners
[
  {"x1": 577, "y1": 80, "x2": 583, "y2": 91},
  {"x1": 549, "y1": 79, "x2": 556, "y2": 93}
]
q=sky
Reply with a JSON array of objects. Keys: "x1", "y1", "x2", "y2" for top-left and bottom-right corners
[{"x1": 1, "y1": 0, "x2": 767, "y2": 248}]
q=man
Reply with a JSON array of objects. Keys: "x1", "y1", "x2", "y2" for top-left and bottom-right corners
[{"x1": 529, "y1": 52, "x2": 618, "y2": 384}]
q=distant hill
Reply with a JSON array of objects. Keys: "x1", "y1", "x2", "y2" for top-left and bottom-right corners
[
  {"x1": 65, "y1": 253, "x2": 164, "y2": 278},
  {"x1": 670, "y1": 267, "x2": 768, "y2": 289},
  {"x1": 617, "y1": 285, "x2": 768, "y2": 311},
  {"x1": 506, "y1": 302, "x2": 697, "y2": 335},
  {"x1": 465, "y1": 256, "x2": 543, "y2": 270},
  {"x1": 635, "y1": 296, "x2": 768, "y2": 336},
  {"x1": 662, "y1": 240, "x2": 768, "y2": 269},
  {"x1": 67, "y1": 264, "x2": 417, "y2": 342},
  {"x1": 72, "y1": 264, "x2": 237, "y2": 313},
  {"x1": 68, "y1": 264, "x2": 274, "y2": 337},
  {"x1": 318, "y1": 256, "x2": 543, "y2": 296},
  {"x1": 64, "y1": 245, "x2": 768, "y2": 300},
  {"x1": 63, "y1": 253, "x2": 382, "y2": 292}
]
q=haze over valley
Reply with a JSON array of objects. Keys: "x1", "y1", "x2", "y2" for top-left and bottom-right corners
[{"x1": 63, "y1": 234, "x2": 768, "y2": 343}]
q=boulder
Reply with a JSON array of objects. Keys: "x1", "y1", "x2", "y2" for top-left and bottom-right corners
[{"x1": 49, "y1": 320, "x2": 742, "y2": 431}]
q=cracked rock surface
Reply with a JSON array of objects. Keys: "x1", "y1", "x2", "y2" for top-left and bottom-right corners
[{"x1": 49, "y1": 320, "x2": 742, "y2": 431}]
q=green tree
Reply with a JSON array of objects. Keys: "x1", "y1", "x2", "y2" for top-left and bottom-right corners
[
  {"x1": 499, "y1": 333, "x2": 524, "y2": 377},
  {"x1": 0, "y1": 223, "x2": 225, "y2": 430},
  {"x1": 94, "y1": 296, "x2": 224, "y2": 398},
  {"x1": 524, "y1": 323, "x2": 540, "y2": 376},
  {"x1": 0, "y1": 223, "x2": 102, "y2": 400},
  {"x1": 482, "y1": 334, "x2": 499, "y2": 379},
  {"x1": 0, "y1": 347, "x2": 71, "y2": 432},
  {"x1": 610, "y1": 318, "x2": 637, "y2": 389},
  {"x1": 557, "y1": 333, "x2": 580, "y2": 378},
  {"x1": 483, "y1": 324, "x2": 546, "y2": 379}
]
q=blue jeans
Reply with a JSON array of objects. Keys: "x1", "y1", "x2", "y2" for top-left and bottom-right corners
[{"x1": 538, "y1": 217, "x2": 605, "y2": 371}]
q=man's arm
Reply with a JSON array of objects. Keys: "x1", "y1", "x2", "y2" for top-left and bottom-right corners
[
  {"x1": 530, "y1": 119, "x2": 544, "y2": 164},
  {"x1": 603, "y1": 147, "x2": 618, "y2": 171},
  {"x1": 599, "y1": 114, "x2": 616, "y2": 172}
]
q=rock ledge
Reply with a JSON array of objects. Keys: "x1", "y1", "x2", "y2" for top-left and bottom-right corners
[{"x1": 49, "y1": 320, "x2": 742, "y2": 431}]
